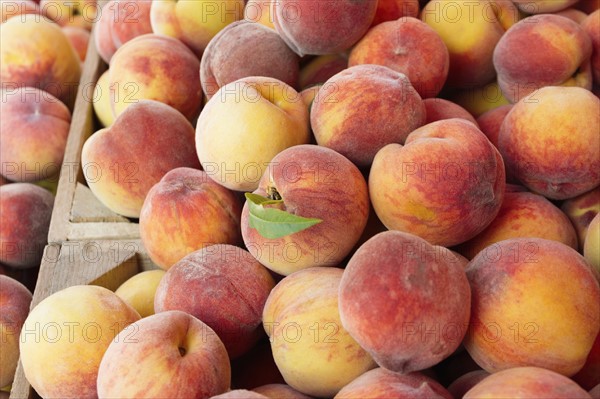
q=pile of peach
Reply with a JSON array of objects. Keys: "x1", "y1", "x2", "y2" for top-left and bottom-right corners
[{"x1": 2, "y1": 0, "x2": 600, "y2": 398}]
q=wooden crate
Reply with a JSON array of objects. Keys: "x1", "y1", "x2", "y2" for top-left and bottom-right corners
[
  {"x1": 9, "y1": 239, "x2": 157, "y2": 399},
  {"x1": 47, "y1": 20, "x2": 140, "y2": 244}
]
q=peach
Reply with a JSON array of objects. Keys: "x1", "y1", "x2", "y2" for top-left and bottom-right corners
[
  {"x1": 94, "y1": 0, "x2": 153, "y2": 64},
  {"x1": 213, "y1": 391, "x2": 268, "y2": 399},
  {"x1": 298, "y1": 53, "x2": 347, "y2": 90},
  {"x1": 423, "y1": 98, "x2": 478, "y2": 126},
  {"x1": 555, "y1": 8, "x2": 588, "y2": 24},
  {"x1": 0, "y1": 87, "x2": 70, "y2": 182},
  {"x1": 583, "y1": 10, "x2": 600, "y2": 84},
  {"x1": 263, "y1": 267, "x2": 376, "y2": 397},
  {"x1": 592, "y1": 385, "x2": 600, "y2": 399},
  {"x1": 0, "y1": 0, "x2": 40, "y2": 23},
  {"x1": 476, "y1": 104, "x2": 513, "y2": 149},
  {"x1": 371, "y1": 0, "x2": 419, "y2": 26},
  {"x1": 114, "y1": 269, "x2": 166, "y2": 318},
  {"x1": 0, "y1": 183, "x2": 53, "y2": 268},
  {"x1": 109, "y1": 34, "x2": 202, "y2": 122},
  {"x1": 0, "y1": 275, "x2": 32, "y2": 388},
  {"x1": 455, "y1": 190, "x2": 579, "y2": 259},
  {"x1": 464, "y1": 238, "x2": 600, "y2": 376},
  {"x1": 573, "y1": 332, "x2": 600, "y2": 390},
  {"x1": 339, "y1": 231, "x2": 471, "y2": 373},
  {"x1": 244, "y1": 0, "x2": 275, "y2": 29},
  {"x1": 150, "y1": 0, "x2": 245, "y2": 57},
  {"x1": 241, "y1": 145, "x2": 369, "y2": 275},
  {"x1": 196, "y1": 77, "x2": 310, "y2": 192},
  {"x1": 20, "y1": 285, "x2": 141, "y2": 398},
  {"x1": 464, "y1": 367, "x2": 591, "y2": 398},
  {"x1": 253, "y1": 384, "x2": 311, "y2": 399},
  {"x1": 40, "y1": 0, "x2": 97, "y2": 29},
  {"x1": 369, "y1": 118, "x2": 505, "y2": 247},
  {"x1": 81, "y1": 100, "x2": 201, "y2": 218},
  {"x1": 512, "y1": 0, "x2": 579, "y2": 14},
  {"x1": 447, "y1": 370, "x2": 491, "y2": 399},
  {"x1": 97, "y1": 310, "x2": 231, "y2": 398},
  {"x1": 299, "y1": 84, "x2": 321, "y2": 114},
  {"x1": 200, "y1": 20, "x2": 299, "y2": 99},
  {"x1": 562, "y1": 187, "x2": 600, "y2": 250},
  {"x1": 92, "y1": 70, "x2": 114, "y2": 127},
  {"x1": 62, "y1": 25, "x2": 89, "y2": 62},
  {"x1": 448, "y1": 81, "x2": 511, "y2": 118},
  {"x1": 140, "y1": 167, "x2": 242, "y2": 270},
  {"x1": 311, "y1": 64, "x2": 425, "y2": 168},
  {"x1": 498, "y1": 86, "x2": 600, "y2": 200},
  {"x1": 334, "y1": 368, "x2": 452, "y2": 399},
  {"x1": 349, "y1": 17, "x2": 449, "y2": 98},
  {"x1": 0, "y1": 14, "x2": 81, "y2": 108},
  {"x1": 272, "y1": 0, "x2": 377, "y2": 56},
  {"x1": 493, "y1": 14, "x2": 593, "y2": 103},
  {"x1": 155, "y1": 244, "x2": 275, "y2": 358},
  {"x1": 585, "y1": 213, "x2": 600, "y2": 274},
  {"x1": 422, "y1": 0, "x2": 519, "y2": 89}
]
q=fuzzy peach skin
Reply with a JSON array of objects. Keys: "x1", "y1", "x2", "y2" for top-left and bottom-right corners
[
  {"x1": 263, "y1": 267, "x2": 376, "y2": 397},
  {"x1": 0, "y1": 14, "x2": 81, "y2": 108},
  {"x1": 272, "y1": 0, "x2": 377, "y2": 56},
  {"x1": 464, "y1": 367, "x2": 591, "y2": 399},
  {"x1": 574, "y1": 332, "x2": 600, "y2": 390},
  {"x1": 241, "y1": 145, "x2": 369, "y2": 275},
  {"x1": 97, "y1": 310, "x2": 230, "y2": 398},
  {"x1": 0, "y1": 183, "x2": 53, "y2": 268},
  {"x1": 0, "y1": 0, "x2": 40, "y2": 23},
  {"x1": 422, "y1": 0, "x2": 519, "y2": 89},
  {"x1": 334, "y1": 368, "x2": 452, "y2": 399},
  {"x1": 62, "y1": 26, "x2": 89, "y2": 62},
  {"x1": 150, "y1": 0, "x2": 244, "y2": 57},
  {"x1": 455, "y1": 190, "x2": 579, "y2": 259},
  {"x1": 476, "y1": 104, "x2": 513, "y2": 148},
  {"x1": 140, "y1": 167, "x2": 242, "y2": 270},
  {"x1": 92, "y1": 70, "x2": 114, "y2": 127},
  {"x1": 349, "y1": 17, "x2": 448, "y2": 98},
  {"x1": 253, "y1": 384, "x2": 312, "y2": 399},
  {"x1": 244, "y1": 0, "x2": 275, "y2": 29},
  {"x1": 40, "y1": 0, "x2": 97, "y2": 29},
  {"x1": 512, "y1": 0, "x2": 579, "y2": 13},
  {"x1": 464, "y1": 238, "x2": 600, "y2": 376},
  {"x1": 81, "y1": 100, "x2": 201, "y2": 218},
  {"x1": 447, "y1": 370, "x2": 490, "y2": 399},
  {"x1": 196, "y1": 77, "x2": 310, "y2": 192},
  {"x1": 94, "y1": 0, "x2": 153, "y2": 64},
  {"x1": 200, "y1": 20, "x2": 299, "y2": 99},
  {"x1": 19, "y1": 285, "x2": 141, "y2": 399},
  {"x1": 583, "y1": 10, "x2": 600, "y2": 84},
  {"x1": 449, "y1": 81, "x2": 511, "y2": 118},
  {"x1": 114, "y1": 269, "x2": 166, "y2": 318},
  {"x1": 423, "y1": 98, "x2": 478, "y2": 126},
  {"x1": 585, "y1": 213, "x2": 600, "y2": 275},
  {"x1": 0, "y1": 87, "x2": 70, "y2": 182},
  {"x1": 493, "y1": 14, "x2": 593, "y2": 103},
  {"x1": 591, "y1": 385, "x2": 600, "y2": 399},
  {"x1": 339, "y1": 231, "x2": 471, "y2": 373},
  {"x1": 555, "y1": 7, "x2": 588, "y2": 24},
  {"x1": 109, "y1": 34, "x2": 202, "y2": 122},
  {"x1": 298, "y1": 53, "x2": 347, "y2": 90},
  {"x1": 311, "y1": 64, "x2": 425, "y2": 168},
  {"x1": 155, "y1": 245, "x2": 275, "y2": 358},
  {"x1": 498, "y1": 86, "x2": 600, "y2": 200},
  {"x1": 369, "y1": 118, "x2": 505, "y2": 247},
  {"x1": 562, "y1": 187, "x2": 600, "y2": 250},
  {"x1": 213, "y1": 391, "x2": 268, "y2": 399},
  {"x1": 299, "y1": 84, "x2": 321, "y2": 115},
  {"x1": 0, "y1": 275, "x2": 32, "y2": 388},
  {"x1": 371, "y1": 0, "x2": 419, "y2": 26}
]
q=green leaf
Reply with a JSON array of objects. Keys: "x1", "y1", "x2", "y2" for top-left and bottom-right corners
[{"x1": 245, "y1": 193, "x2": 323, "y2": 239}]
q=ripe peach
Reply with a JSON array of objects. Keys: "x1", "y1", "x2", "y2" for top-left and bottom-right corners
[
  {"x1": 498, "y1": 86, "x2": 600, "y2": 200},
  {"x1": 81, "y1": 100, "x2": 201, "y2": 218},
  {"x1": 464, "y1": 238, "x2": 600, "y2": 376},
  {"x1": 298, "y1": 53, "x2": 347, "y2": 90},
  {"x1": 62, "y1": 25, "x2": 89, "y2": 62},
  {"x1": 369, "y1": 118, "x2": 505, "y2": 247},
  {"x1": 253, "y1": 384, "x2": 311, "y2": 399},
  {"x1": 0, "y1": 183, "x2": 53, "y2": 268},
  {"x1": 585, "y1": 213, "x2": 600, "y2": 274},
  {"x1": 200, "y1": 20, "x2": 299, "y2": 99},
  {"x1": 40, "y1": 0, "x2": 97, "y2": 30},
  {"x1": 140, "y1": 167, "x2": 242, "y2": 270},
  {"x1": 447, "y1": 370, "x2": 491, "y2": 399},
  {"x1": 423, "y1": 98, "x2": 478, "y2": 126},
  {"x1": 476, "y1": 104, "x2": 513, "y2": 149},
  {"x1": 583, "y1": 10, "x2": 600, "y2": 84},
  {"x1": 512, "y1": 0, "x2": 579, "y2": 13},
  {"x1": 349, "y1": 17, "x2": 449, "y2": 98},
  {"x1": 311, "y1": 64, "x2": 426, "y2": 168},
  {"x1": 114, "y1": 269, "x2": 166, "y2": 318},
  {"x1": 555, "y1": 7, "x2": 588, "y2": 24},
  {"x1": 562, "y1": 187, "x2": 600, "y2": 250},
  {"x1": 0, "y1": 0, "x2": 40, "y2": 23},
  {"x1": 154, "y1": 245, "x2": 275, "y2": 358},
  {"x1": 244, "y1": 0, "x2": 275, "y2": 29},
  {"x1": 92, "y1": 70, "x2": 114, "y2": 127},
  {"x1": 272, "y1": 0, "x2": 377, "y2": 56},
  {"x1": 371, "y1": 0, "x2": 419, "y2": 26},
  {"x1": 449, "y1": 81, "x2": 511, "y2": 118},
  {"x1": 339, "y1": 231, "x2": 471, "y2": 373},
  {"x1": 213, "y1": 391, "x2": 268, "y2": 399}
]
